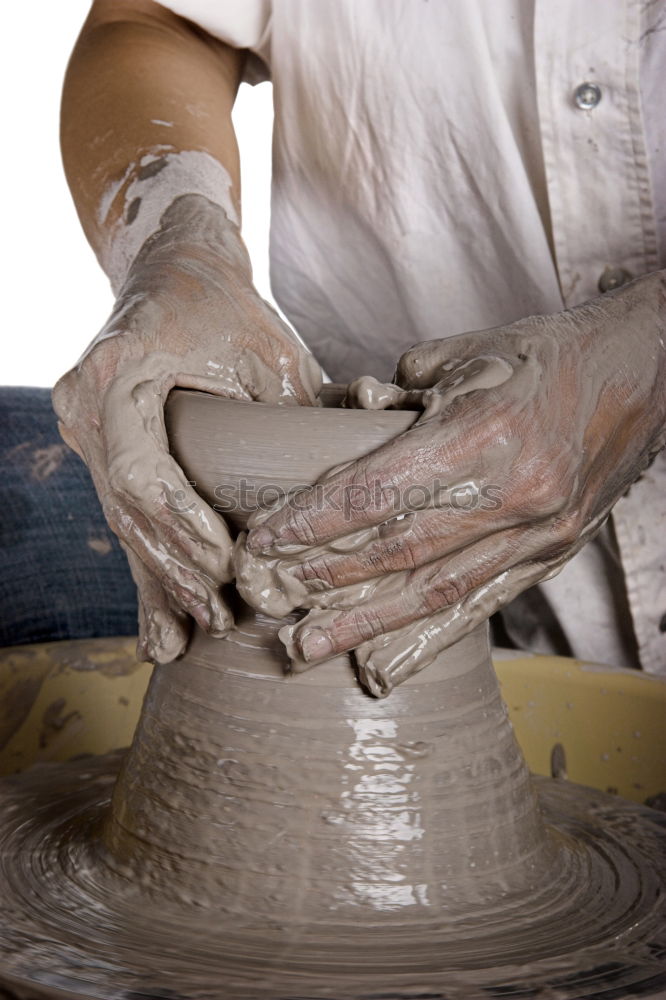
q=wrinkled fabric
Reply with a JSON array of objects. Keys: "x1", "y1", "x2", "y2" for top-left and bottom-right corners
[
  {"x1": 157, "y1": 0, "x2": 666, "y2": 672},
  {"x1": 0, "y1": 388, "x2": 137, "y2": 646}
]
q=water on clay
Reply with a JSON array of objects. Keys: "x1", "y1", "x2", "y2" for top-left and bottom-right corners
[{"x1": 1, "y1": 388, "x2": 665, "y2": 999}]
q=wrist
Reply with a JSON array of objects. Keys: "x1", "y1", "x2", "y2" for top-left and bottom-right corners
[
  {"x1": 98, "y1": 150, "x2": 240, "y2": 293},
  {"x1": 576, "y1": 270, "x2": 666, "y2": 463},
  {"x1": 135, "y1": 193, "x2": 252, "y2": 282},
  {"x1": 587, "y1": 270, "x2": 665, "y2": 400}
]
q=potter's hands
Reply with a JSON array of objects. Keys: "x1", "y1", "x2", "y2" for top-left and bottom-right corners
[
  {"x1": 243, "y1": 276, "x2": 665, "y2": 695},
  {"x1": 53, "y1": 194, "x2": 322, "y2": 664}
]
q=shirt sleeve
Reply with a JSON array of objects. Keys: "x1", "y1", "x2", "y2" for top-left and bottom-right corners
[{"x1": 156, "y1": 0, "x2": 272, "y2": 83}]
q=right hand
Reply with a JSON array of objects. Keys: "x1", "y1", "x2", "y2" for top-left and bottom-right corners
[{"x1": 53, "y1": 194, "x2": 322, "y2": 663}]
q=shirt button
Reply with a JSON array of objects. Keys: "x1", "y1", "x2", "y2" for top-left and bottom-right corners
[
  {"x1": 598, "y1": 267, "x2": 633, "y2": 293},
  {"x1": 573, "y1": 82, "x2": 602, "y2": 110}
]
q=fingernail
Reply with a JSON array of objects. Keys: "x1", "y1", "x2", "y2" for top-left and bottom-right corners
[
  {"x1": 247, "y1": 526, "x2": 276, "y2": 554},
  {"x1": 299, "y1": 628, "x2": 334, "y2": 663}
]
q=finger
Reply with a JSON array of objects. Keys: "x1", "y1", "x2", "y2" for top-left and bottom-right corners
[
  {"x1": 176, "y1": 334, "x2": 321, "y2": 407},
  {"x1": 355, "y1": 555, "x2": 567, "y2": 697},
  {"x1": 394, "y1": 327, "x2": 524, "y2": 390},
  {"x1": 85, "y1": 427, "x2": 234, "y2": 633},
  {"x1": 105, "y1": 474, "x2": 234, "y2": 634},
  {"x1": 210, "y1": 284, "x2": 322, "y2": 405},
  {"x1": 144, "y1": 467, "x2": 235, "y2": 583},
  {"x1": 245, "y1": 359, "x2": 528, "y2": 558},
  {"x1": 290, "y1": 498, "x2": 513, "y2": 591},
  {"x1": 394, "y1": 336, "x2": 484, "y2": 389},
  {"x1": 256, "y1": 302, "x2": 323, "y2": 404},
  {"x1": 176, "y1": 363, "x2": 298, "y2": 408},
  {"x1": 123, "y1": 546, "x2": 190, "y2": 664},
  {"x1": 245, "y1": 458, "x2": 396, "y2": 556},
  {"x1": 234, "y1": 529, "x2": 405, "y2": 619},
  {"x1": 102, "y1": 376, "x2": 235, "y2": 631},
  {"x1": 245, "y1": 414, "x2": 470, "y2": 555},
  {"x1": 282, "y1": 525, "x2": 549, "y2": 664},
  {"x1": 105, "y1": 494, "x2": 233, "y2": 636}
]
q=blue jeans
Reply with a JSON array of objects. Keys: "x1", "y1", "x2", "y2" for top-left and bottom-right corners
[{"x1": 0, "y1": 387, "x2": 138, "y2": 646}]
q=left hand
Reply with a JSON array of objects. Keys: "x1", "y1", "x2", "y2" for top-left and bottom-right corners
[{"x1": 242, "y1": 274, "x2": 666, "y2": 695}]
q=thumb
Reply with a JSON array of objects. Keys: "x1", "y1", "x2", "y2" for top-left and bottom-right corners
[
  {"x1": 123, "y1": 546, "x2": 190, "y2": 664},
  {"x1": 395, "y1": 332, "x2": 489, "y2": 389}
]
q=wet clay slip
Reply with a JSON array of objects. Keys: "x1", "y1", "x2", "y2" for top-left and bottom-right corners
[{"x1": 0, "y1": 387, "x2": 665, "y2": 1000}]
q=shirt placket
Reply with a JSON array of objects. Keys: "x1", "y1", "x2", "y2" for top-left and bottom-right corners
[{"x1": 533, "y1": 0, "x2": 659, "y2": 306}]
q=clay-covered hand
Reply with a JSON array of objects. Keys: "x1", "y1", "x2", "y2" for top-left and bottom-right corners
[
  {"x1": 243, "y1": 273, "x2": 665, "y2": 695},
  {"x1": 53, "y1": 194, "x2": 322, "y2": 664}
]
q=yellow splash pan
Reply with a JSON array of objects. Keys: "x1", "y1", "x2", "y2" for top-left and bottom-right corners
[{"x1": 0, "y1": 637, "x2": 664, "y2": 804}]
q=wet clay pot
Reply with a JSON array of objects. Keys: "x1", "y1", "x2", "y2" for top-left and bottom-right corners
[
  {"x1": 0, "y1": 388, "x2": 664, "y2": 1000},
  {"x1": 104, "y1": 387, "x2": 556, "y2": 920}
]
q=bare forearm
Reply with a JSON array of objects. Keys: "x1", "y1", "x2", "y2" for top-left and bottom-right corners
[{"x1": 61, "y1": 0, "x2": 243, "y2": 260}]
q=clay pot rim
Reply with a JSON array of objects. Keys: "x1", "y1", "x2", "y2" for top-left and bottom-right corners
[{"x1": 168, "y1": 384, "x2": 420, "y2": 421}]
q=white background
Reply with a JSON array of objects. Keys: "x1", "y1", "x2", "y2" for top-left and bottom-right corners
[{"x1": 1, "y1": 1, "x2": 274, "y2": 387}]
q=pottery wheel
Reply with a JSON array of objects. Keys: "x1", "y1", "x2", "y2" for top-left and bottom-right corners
[
  {"x1": 0, "y1": 755, "x2": 665, "y2": 999},
  {"x1": 0, "y1": 633, "x2": 665, "y2": 999}
]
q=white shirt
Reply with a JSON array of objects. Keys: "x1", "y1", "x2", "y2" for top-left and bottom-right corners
[{"x1": 160, "y1": 0, "x2": 666, "y2": 673}]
